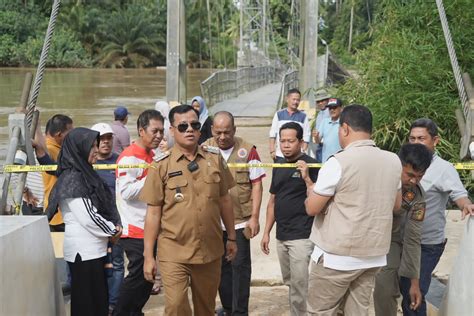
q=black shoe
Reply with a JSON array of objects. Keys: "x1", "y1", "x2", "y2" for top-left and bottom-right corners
[{"x1": 215, "y1": 306, "x2": 231, "y2": 316}]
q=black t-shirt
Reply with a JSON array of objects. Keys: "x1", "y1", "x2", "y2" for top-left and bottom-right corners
[{"x1": 270, "y1": 153, "x2": 319, "y2": 241}]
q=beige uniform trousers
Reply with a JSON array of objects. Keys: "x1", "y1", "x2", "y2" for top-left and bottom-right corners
[
  {"x1": 307, "y1": 259, "x2": 380, "y2": 316},
  {"x1": 160, "y1": 258, "x2": 221, "y2": 316}
]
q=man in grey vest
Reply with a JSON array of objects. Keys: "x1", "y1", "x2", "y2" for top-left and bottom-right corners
[
  {"x1": 305, "y1": 104, "x2": 402, "y2": 315},
  {"x1": 374, "y1": 143, "x2": 433, "y2": 316},
  {"x1": 204, "y1": 111, "x2": 266, "y2": 316}
]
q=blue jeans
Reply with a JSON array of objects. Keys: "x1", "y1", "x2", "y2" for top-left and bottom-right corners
[
  {"x1": 315, "y1": 144, "x2": 323, "y2": 163},
  {"x1": 400, "y1": 240, "x2": 446, "y2": 316},
  {"x1": 108, "y1": 242, "x2": 124, "y2": 309}
]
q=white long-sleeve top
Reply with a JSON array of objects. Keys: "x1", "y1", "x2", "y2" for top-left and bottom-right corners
[{"x1": 60, "y1": 197, "x2": 117, "y2": 263}]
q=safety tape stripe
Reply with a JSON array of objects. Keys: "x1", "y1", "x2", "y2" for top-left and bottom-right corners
[{"x1": 2, "y1": 162, "x2": 474, "y2": 172}]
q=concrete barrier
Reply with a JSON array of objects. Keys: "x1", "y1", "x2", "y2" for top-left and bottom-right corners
[
  {"x1": 439, "y1": 217, "x2": 474, "y2": 315},
  {"x1": 0, "y1": 216, "x2": 65, "y2": 315}
]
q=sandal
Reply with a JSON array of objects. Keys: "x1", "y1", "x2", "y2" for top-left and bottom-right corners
[{"x1": 150, "y1": 276, "x2": 162, "y2": 295}]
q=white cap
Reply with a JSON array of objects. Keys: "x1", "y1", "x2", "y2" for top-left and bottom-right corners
[{"x1": 91, "y1": 123, "x2": 114, "y2": 136}]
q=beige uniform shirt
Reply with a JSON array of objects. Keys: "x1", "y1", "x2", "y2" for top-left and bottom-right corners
[{"x1": 140, "y1": 146, "x2": 235, "y2": 264}]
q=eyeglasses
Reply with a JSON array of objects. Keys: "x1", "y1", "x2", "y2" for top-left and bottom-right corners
[{"x1": 175, "y1": 121, "x2": 201, "y2": 133}]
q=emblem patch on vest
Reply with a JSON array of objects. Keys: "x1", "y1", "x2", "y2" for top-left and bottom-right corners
[
  {"x1": 411, "y1": 202, "x2": 426, "y2": 221},
  {"x1": 403, "y1": 190, "x2": 415, "y2": 204},
  {"x1": 237, "y1": 148, "x2": 248, "y2": 158}
]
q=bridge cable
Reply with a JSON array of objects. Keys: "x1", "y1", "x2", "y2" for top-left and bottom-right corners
[{"x1": 25, "y1": 0, "x2": 62, "y2": 128}]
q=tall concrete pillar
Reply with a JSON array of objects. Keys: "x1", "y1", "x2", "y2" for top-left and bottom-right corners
[
  {"x1": 166, "y1": 0, "x2": 186, "y2": 104},
  {"x1": 299, "y1": 0, "x2": 318, "y2": 104}
]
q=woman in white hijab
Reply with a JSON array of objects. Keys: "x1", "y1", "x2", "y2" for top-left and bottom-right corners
[
  {"x1": 154, "y1": 101, "x2": 174, "y2": 151},
  {"x1": 191, "y1": 96, "x2": 213, "y2": 144}
]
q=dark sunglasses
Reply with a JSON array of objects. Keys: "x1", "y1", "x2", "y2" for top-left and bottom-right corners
[{"x1": 175, "y1": 121, "x2": 201, "y2": 133}]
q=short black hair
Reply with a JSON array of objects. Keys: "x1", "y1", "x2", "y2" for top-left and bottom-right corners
[
  {"x1": 287, "y1": 88, "x2": 301, "y2": 96},
  {"x1": 45, "y1": 114, "x2": 73, "y2": 136},
  {"x1": 410, "y1": 118, "x2": 438, "y2": 137},
  {"x1": 213, "y1": 111, "x2": 235, "y2": 126},
  {"x1": 169, "y1": 104, "x2": 199, "y2": 125},
  {"x1": 279, "y1": 122, "x2": 303, "y2": 140},
  {"x1": 399, "y1": 143, "x2": 432, "y2": 172},
  {"x1": 339, "y1": 104, "x2": 372, "y2": 134},
  {"x1": 136, "y1": 109, "x2": 164, "y2": 132}
]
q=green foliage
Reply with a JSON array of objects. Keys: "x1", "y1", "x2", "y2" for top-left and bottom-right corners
[
  {"x1": 0, "y1": 0, "x2": 295, "y2": 68},
  {"x1": 96, "y1": 5, "x2": 165, "y2": 68},
  {"x1": 336, "y1": 0, "x2": 474, "y2": 163},
  {"x1": 320, "y1": 0, "x2": 377, "y2": 64}
]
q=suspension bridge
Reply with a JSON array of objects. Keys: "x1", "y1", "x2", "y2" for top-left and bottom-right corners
[{"x1": 0, "y1": 0, "x2": 473, "y2": 315}]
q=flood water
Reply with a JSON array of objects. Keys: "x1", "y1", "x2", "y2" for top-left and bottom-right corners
[{"x1": 0, "y1": 67, "x2": 212, "y2": 161}]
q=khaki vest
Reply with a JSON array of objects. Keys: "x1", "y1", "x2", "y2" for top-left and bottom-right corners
[
  {"x1": 205, "y1": 137, "x2": 254, "y2": 223},
  {"x1": 310, "y1": 139, "x2": 402, "y2": 257}
]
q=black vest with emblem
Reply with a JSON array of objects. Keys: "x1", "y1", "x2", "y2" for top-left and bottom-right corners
[{"x1": 205, "y1": 137, "x2": 254, "y2": 223}]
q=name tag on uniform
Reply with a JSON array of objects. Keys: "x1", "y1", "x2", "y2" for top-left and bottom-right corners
[{"x1": 168, "y1": 171, "x2": 183, "y2": 178}]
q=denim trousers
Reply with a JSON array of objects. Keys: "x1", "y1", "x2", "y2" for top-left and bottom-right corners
[
  {"x1": 218, "y1": 228, "x2": 251, "y2": 315},
  {"x1": 108, "y1": 242, "x2": 125, "y2": 309},
  {"x1": 400, "y1": 240, "x2": 446, "y2": 316}
]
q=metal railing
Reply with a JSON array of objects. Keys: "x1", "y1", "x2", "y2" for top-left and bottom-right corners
[
  {"x1": 200, "y1": 66, "x2": 277, "y2": 108},
  {"x1": 277, "y1": 69, "x2": 299, "y2": 109}
]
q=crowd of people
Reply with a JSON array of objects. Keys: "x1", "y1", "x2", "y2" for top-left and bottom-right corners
[{"x1": 16, "y1": 89, "x2": 474, "y2": 316}]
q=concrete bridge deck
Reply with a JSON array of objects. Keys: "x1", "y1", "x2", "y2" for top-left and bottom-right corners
[{"x1": 209, "y1": 83, "x2": 281, "y2": 118}]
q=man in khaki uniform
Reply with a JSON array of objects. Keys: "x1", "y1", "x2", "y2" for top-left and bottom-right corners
[
  {"x1": 141, "y1": 105, "x2": 237, "y2": 316},
  {"x1": 204, "y1": 111, "x2": 266, "y2": 315},
  {"x1": 305, "y1": 105, "x2": 402, "y2": 316},
  {"x1": 374, "y1": 143, "x2": 432, "y2": 316}
]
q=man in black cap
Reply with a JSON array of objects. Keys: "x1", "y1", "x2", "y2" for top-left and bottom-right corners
[{"x1": 111, "y1": 104, "x2": 131, "y2": 154}]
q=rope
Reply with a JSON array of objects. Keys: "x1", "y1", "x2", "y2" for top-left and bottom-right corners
[
  {"x1": 435, "y1": 0, "x2": 469, "y2": 118},
  {"x1": 26, "y1": 0, "x2": 61, "y2": 128}
]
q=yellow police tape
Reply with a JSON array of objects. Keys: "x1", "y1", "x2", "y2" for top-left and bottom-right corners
[{"x1": 2, "y1": 162, "x2": 474, "y2": 173}]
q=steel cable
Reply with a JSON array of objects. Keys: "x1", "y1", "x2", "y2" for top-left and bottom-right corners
[
  {"x1": 436, "y1": 0, "x2": 469, "y2": 117},
  {"x1": 26, "y1": 0, "x2": 61, "y2": 128}
]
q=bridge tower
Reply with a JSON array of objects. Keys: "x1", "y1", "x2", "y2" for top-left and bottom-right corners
[{"x1": 238, "y1": 0, "x2": 270, "y2": 68}]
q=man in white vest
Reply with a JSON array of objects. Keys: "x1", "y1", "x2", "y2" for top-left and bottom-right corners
[{"x1": 305, "y1": 104, "x2": 402, "y2": 315}]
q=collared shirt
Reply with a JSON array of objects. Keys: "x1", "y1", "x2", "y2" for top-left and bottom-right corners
[
  {"x1": 140, "y1": 146, "x2": 235, "y2": 264},
  {"x1": 420, "y1": 154, "x2": 467, "y2": 244},
  {"x1": 317, "y1": 117, "x2": 341, "y2": 162},
  {"x1": 111, "y1": 121, "x2": 130, "y2": 154},
  {"x1": 315, "y1": 108, "x2": 330, "y2": 131},
  {"x1": 43, "y1": 136, "x2": 62, "y2": 225},
  {"x1": 269, "y1": 109, "x2": 311, "y2": 157}
]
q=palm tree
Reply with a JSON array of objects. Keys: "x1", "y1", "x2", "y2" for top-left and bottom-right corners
[{"x1": 97, "y1": 6, "x2": 165, "y2": 68}]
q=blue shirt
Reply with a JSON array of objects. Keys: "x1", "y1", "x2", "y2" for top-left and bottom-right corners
[
  {"x1": 318, "y1": 117, "x2": 341, "y2": 162},
  {"x1": 95, "y1": 153, "x2": 119, "y2": 196}
]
